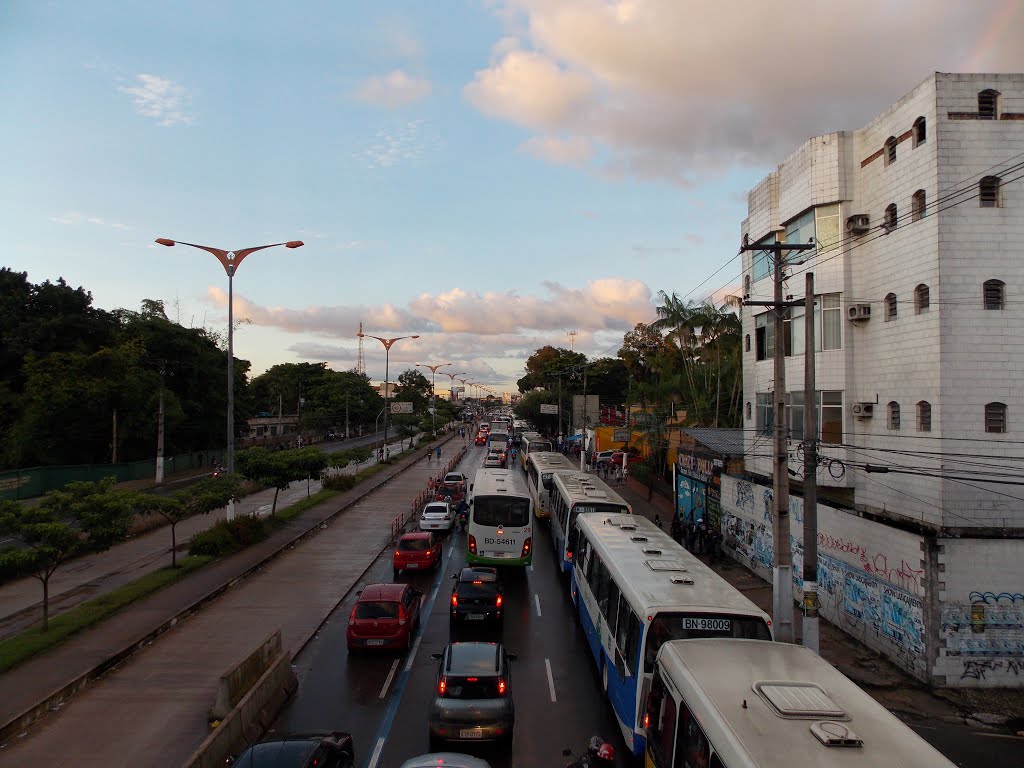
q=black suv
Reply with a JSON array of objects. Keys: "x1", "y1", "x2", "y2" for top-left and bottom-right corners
[
  {"x1": 450, "y1": 567, "x2": 504, "y2": 628},
  {"x1": 228, "y1": 732, "x2": 354, "y2": 767}
]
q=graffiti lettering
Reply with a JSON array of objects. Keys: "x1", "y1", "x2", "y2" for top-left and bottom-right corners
[
  {"x1": 762, "y1": 488, "x2": 773, "y2": 522},
  {"x1": 969, "y1": 592, "x2": 1024, "y2": 605},
  {"x1": 734, "y1": 482, "x2": 755, "y2": 514}
]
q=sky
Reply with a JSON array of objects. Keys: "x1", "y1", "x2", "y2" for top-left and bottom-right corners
[{"x1": 3, "y1": 0, "x2": 1024, "y2": 396}]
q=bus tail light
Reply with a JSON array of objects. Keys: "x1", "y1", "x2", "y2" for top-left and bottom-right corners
[
  {"x1": 521, "y1": 538, "x2": 532, "y2": 558},
  {"x1": 496, "y1": 594, "x2": 503, "y2": 607},
  {"x1": 643, "y1": 711, "x2": 650, "y2": 728},
  {"x1": 566, "y1": 548, "x2": 573, "y2": 560},
  {"x1": 468, "y1": 535, "x2": 477, "y2": 554},
  {"x1": 451, "y1": 594, "x2": 458, "y2": 607}
]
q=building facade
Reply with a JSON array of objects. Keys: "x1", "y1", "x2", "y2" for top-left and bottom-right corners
[{"x1": 733, "y1": 73, "x2": 1024, "y2": 686}]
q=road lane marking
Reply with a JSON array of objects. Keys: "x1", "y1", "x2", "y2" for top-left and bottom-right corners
[
  {"x1": 545, "y1": 658, "x2": 557, "y2": 702},
  {"x1": 367, "y1": 736, "x2": 386, "y2": 768},
  {"x1": 535, "y1": 594, "x2": 542, "y2": 617},
  {"x1": 379, "y1": 659, "x2": 400, "y2": 699}
]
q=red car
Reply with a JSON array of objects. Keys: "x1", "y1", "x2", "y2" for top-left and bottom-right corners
[
  {"x1": 474, "y1": 432, "x2": 487, "y2": 446},
  {"x1": 394, "y1": 532, "x2": 442, "y2": 576},
  {"x1": 347, "y1": 582, "x2": 422, "y2": 652},
  {"x1": 610, "y1": 450, "x2": 643, "y2": 466},
  {"x1": 434, "y1": 482, "x2": 465, "y2": 503}
]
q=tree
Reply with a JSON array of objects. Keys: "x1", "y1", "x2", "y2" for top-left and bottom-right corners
[
  {"x1": 395, "y1": 369, "x2": 431, "y2": 412},
  {"x1": 513, "y1": 389, "x2": 560, "y2": 433},
  {"x1": 291, "y1": 447, "x2": 331, "y2": 496},
  {"x1": 236, "y1": 447, "x2": 306, "y2": 516},
  {"x1": 0, "y1": 478, "x2": 135, "y2": 629},
  {"x1": 618, "y1": 322, "x2": 673, "y2": 385}
]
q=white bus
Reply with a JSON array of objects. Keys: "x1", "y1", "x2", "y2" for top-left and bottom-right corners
[
  {"x1": 519, "y1": 431, "x2": 553, "y2": 474},
  {"x1": 524, "y1": 451, "x2": 577, "y2": 522},
  {"x1": 549, "y1": 472, "x2": 631, "y2": 573},
  {"x1": 645, "y1": 638, "x2": 955, "y2": 768},
  {"x1": 572, "y1": 514, "x2": 773, "y2": 758},
  {"x1": 467, "y1": 468, "x2": 533, "y2": 567}
]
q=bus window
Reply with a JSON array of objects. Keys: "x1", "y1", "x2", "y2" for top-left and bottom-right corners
[
  {"x1": 678, "y1": 703, "x2": 711, "y2": 768},
  {"x1": 607, "y1": 579, "x2": 621, "y2": 630},
  {"x1": 647, "y1": 670, "x2": 677, "y2": 768},
  {"x1": 595, "y1": 560, "x2": 611, "y2": 617},
  {"x1": 623, "y1": 609, "x2": 641, "y2": 675},
  {"x1": 567, "y1": 514, "x2": 582, "y2": 560},
  {"x1": 644, "y1": 612, "x2": 773, "y2": 672}
]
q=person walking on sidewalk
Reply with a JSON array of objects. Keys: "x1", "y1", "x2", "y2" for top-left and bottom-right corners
[{"x1": 435, "y1": 446, "x2": 442, "y2": 460}]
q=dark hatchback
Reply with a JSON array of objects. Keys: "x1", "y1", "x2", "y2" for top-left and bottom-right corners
[
  {"x1": 228, "y1": 732, "x2": 354, "y2": 767},
  {"x1": 450, "y1": 567, "x2": 504, "y2": 628}
]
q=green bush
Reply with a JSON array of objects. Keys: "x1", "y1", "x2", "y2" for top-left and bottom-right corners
[
  {"x1": 321, "y1": 474, "x2": 357, "y2": 491},
  {"x1": 188, "y1": 516, "x2": 269, "y2": 557}
]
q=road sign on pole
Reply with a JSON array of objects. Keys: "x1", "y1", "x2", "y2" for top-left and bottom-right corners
[
  {"x1": 390, "y1": 401, "x2": 413, "y2": 414},
  {"x1": 539, "y1": 403, "x2": 559, "y2": 414}
]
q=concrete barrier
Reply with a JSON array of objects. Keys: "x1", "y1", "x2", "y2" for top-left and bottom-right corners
[
  {"x1": 209, "y1": 630, "x2": 282, "y2": 722},
  {"x1": 180, "y1": 649, "x2": 297, "y2": 768}
]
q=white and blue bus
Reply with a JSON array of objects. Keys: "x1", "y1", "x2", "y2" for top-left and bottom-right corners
[
  {"x1": 467, "y1": 468, "x2": 533, "y2": 567},
  {"x1": 519, "y1": 431, "x2": 553, "y2": 475},
  {"x1": 524, "y1": 451, "x2": 577, "y2": 522},
  {"x1": 549, "y1": 472, "x2": 631, "y2": 573},
  {"x1": 572, "y1": 514, "x2": 773, "y2": 758}
]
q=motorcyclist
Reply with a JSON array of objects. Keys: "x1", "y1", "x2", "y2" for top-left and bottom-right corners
[{"x1": 454, "y1": 499, "x2": 470, "y2": 531}]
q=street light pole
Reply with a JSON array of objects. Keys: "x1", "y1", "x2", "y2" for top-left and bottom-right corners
[
  {"x1": 358, "y1": 331, "x2": 420, "y2": 459},
  {"x1": 155, "y1": 237, "x2": 303, "y2": 477},
  {"x1": 416, "y1": 362, "x2": 452, "y2": 435}
]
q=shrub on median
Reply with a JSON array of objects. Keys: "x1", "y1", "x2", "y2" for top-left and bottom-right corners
[
  {"x1": 321, "y1": 473, "x2": 357, "y2": 492},
  {"x1": 188, "y1": 515, "x2": 269, "y2": 557}
]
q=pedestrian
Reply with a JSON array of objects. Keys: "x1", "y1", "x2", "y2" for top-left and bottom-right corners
[
  {"x1": 653, "y1": 514, "x2": 663, "y2": 529},
  {"x1": 670, "y1": 515, "x2": 682, "y2": 544},
  {"x1": 709, "y1": 528, "x2": 722, "y2": 564},
  {"x1": 695, "y1": 518, "x2": 707, "y2": 555},
  {"x1": 428, "y1": 477, "x2": 436, "y2": 490},
  {"x1": 425, "y1": 450, "x2": 431, "y2": 463},
  {"x1": 685, "y1": 520, "x2": 696, "y2": 552},
  {"x1": 436, "y1": 446, "x2": 442, "y2": 459}
]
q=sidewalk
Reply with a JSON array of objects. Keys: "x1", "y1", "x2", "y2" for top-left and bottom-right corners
[
  {"x1": 0, "y1": 434, "x2": 463, "y2": 766},
  {"x1": 615, "y1": 481, "x2": 1024, "y2": 729}
]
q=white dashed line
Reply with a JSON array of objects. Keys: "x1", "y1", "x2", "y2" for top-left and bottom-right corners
[
  {"x1": 535, "y1": 594, "x2": 542, "y2": 617},
  {"x1": 379, "y1": 658, "x2": 400, "y2": 700},
  {"x1": 367, "y1": 736, "x2": 386, "y2": 768},
  {"x1": 545, "y1": 658, "x2": 557, "y2": 702}
]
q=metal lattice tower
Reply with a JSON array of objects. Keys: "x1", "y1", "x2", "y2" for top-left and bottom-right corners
[{"x1": 355, "y1": 322, "x2": 366, "y2": 375}]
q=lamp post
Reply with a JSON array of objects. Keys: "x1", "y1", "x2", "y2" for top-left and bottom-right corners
[
  {"x1": 443, "y1": 371, "x2": 467, "y2": 403},
  {"x1": 358, "y1": 331, "x2": 420, "y2": 459},
  {"x1": 416, "y1": 362, "x2": 452, "y2": 435},
  {"x1": 155, "y1": 237, "x2": 303, "y2": 476}
]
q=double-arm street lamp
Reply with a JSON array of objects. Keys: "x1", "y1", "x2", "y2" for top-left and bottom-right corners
[
  {"x1": 358, "y1": 331, "x2": 420, "y2": 457},
  {"x1": 155, "y1": 237, "x2": 303, "y2": 475},
  {"x1": 442, "y1": 370, "x2": 467, "y2": 403},
  {"x1": 415, "y1": 362, "x2": 452, "y2": 435}
]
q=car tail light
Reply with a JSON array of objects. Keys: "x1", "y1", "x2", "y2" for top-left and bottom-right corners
[
  {"x1": 438, "y1": 676, "x2": 447, "y2": 696},
  {"x1": 497, "y1": 677, "x2": 507, "y2": 696},
  {"x1": 451, "y1": 593, "x2": 458, "y2": 607},
  {"x1": 521, "y1": 538, "x2": 532, "y2": 558},
  {"x1": 496, "y1": 594, "x2": 503, "y2": 607},
  {"x1": 468, "y1": 535, "x2": 477, "y2": 554},
  {"x1": 643, "y1": 711, "x2": 650, "y2": 728},
  {"x1": 466, "y1": 677, "x2": 478, "y2": 682},
  {"x1": 566, "y1": 548, "x2": 573, "y2": 560}
]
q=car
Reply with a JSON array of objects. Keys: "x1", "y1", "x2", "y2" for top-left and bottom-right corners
[
  {"x1": 474, "y1": 433, "x2": 487, "y2": 446},
  {"x1": 444, "y1": 471, "x2": 468, "y2": 488},
  {"x1": 428, "y1": 642, "x2": 516, "y2": 749},
  {"x1": 398, "y1": 754, "x2": 491, "y2": 768},
  {"x1": 609, "y1": 449, "x2": 643, "y2": 466},
  {"x1": 593, "y1": 449, "x2": 617, "y2": 465},
  {"x1": 482, "y1": 453, "x2": 505, "y2": 468},
  {"x1": 434, "y1": 482, "x2": 465, "y2": 503},
  {"x1": 347, "y1": 583, "x2": 422, "y2": 652},
  {"x1": 421, "y1": 501, "x2": 454, "y2": 532},
  {"x1": 450, "y1": 567, "x2": 504, "y2": 628},
  {"x1": 228, "y1": 732, "x2": 354, "y2": 767},
  {"x1": 394, "y1": 532, "x2": 442, "y2": 576}
]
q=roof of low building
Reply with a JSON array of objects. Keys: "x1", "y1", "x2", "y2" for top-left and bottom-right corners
[{"x1": 679, "y1": 428, "x2": 745, "y2": 457}]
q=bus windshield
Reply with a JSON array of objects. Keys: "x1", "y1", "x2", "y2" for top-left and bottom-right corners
[
  {"x1": 473, "y1": 497, "x2": 531, "y2": 528},
  {"x1": 644, "y1": 612, "x2": 772, "y2": 671}
]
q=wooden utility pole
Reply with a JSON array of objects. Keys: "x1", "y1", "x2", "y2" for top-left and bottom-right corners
[
  {"x1": 156, "y1": 368, "x2": 166, "y2": 485},
  {"x1": 742, "y1": 239, "x2": 814, "y2": 643},
  {"x1": 803, "y1": 272, "x2": 820, "y2": 651}
]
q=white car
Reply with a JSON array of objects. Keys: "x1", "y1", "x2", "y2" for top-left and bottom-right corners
[
  {"x1": 420, "y1": 501, "x2": 455, "y2": 532},
  {"x1": 444, "y1": 472, "x2": 468, "y2": 488},
  {"x1": 593, "y1": 450, "x2": 617, "y2": 465}
]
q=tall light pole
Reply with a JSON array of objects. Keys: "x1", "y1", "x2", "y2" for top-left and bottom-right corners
[
  {"x1": 443, "y1": 371, "x2": 467, "y2": 402},
  {"x1": 416, "y1": 362, "x2": 452, "y2": 435},
  {"x1": 155, "y1": 237, "x2": 303, "y2": 475},
  {"x1": 359, "y1": 331, "x2": 420, "y2": 458}
]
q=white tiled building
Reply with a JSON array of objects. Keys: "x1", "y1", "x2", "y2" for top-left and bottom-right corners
[{"x1": 727, "y1": 73, "x2": 1024, "y2": 686}]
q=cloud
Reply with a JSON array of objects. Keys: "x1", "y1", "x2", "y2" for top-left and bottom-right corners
[
  {"x1": 468, "y1": 0, "x2": 1024, "y2": 183},
  {"x1": 520, "y1": 135, "x2": 594, "y2": 166},
  {"x1": 118, "y1": 74, "x2": 195, "y2": 126},
  {"x1": 353, "y1": 69, "x2": 432, "y2": 108},
  {"x1": 49, "y1": 211, "x2": 131, "y2": 230},
  {"x1": 355, "y1": 119, "x2": 442, "y2": 168}
]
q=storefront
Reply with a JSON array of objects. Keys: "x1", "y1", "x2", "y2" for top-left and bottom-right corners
[{"x1": 675, "y1": 450, "x2": 722, "y2": 528}]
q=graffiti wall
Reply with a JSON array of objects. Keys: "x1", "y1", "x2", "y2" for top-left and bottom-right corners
[
  {"x1": 934, "y1": 539, "x2": 1024, "y2": 686},
  {"x1": 720, "y1": 475, "x2": 928, "y2": 681}
]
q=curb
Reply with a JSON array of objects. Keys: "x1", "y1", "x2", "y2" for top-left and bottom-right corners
[{"x1": 0, "y1": 432, "x2": 457, "y2": 745}]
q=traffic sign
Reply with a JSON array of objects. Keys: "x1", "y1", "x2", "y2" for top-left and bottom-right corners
[
  {"x1": 539, "y1": 403, "x2": 559, "y2": 414},
  {"x1": 390, "y1": 401, "x2": 413, "y2": 414}
]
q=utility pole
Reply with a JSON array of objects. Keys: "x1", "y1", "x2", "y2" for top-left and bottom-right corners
[
  {"x1": 156, "y1": 367, "x2": 166, "y2": 484},
  {"x1": 803, "y1": 272, "x2": 820, "y2": 652},
  {"x1": 557, "y1": 374, "x2": 563, "y2": 441},
  {"x1": 742, "y1": 238, "x2": 814, "y2": 644}
]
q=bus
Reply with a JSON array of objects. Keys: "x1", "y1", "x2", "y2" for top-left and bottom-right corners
[
  {"x1": 644, "y1": 638, "x2": 955, "y2": 768},
  {"x1": 549, "y1": 472, "x2": 631, "y2": 573},
  {"x1": 572, "y1": 514, "x2": 773, "y2": 757},
  {"x1": 519, "y1": 431, "x2": 553, "y2": 474},
  {"x1": 466, "y1": 468, "x2": 533, "y2": 567},
  {"x1": 524, "y1": 451, "x2": 577, "y2": 522}
]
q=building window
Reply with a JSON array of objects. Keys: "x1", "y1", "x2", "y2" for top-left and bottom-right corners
[
  {"x1": 884, "y1": 136, "x2": 897, "y2": 165},
  {"x1": 755, "y1": 312, "x2": 774, "y2": 361},
  {"x1": 980, "y1": 176, "x2": 1001, "y2": 207},
  {"x1": 789, "y1": 391, "x2": 804, "y2": 441},
  {"x1": 913, "y1": 116, "x2": 926, "y2": 147},
  {"x1": 912, "y1": 189, "x2": 926, "y2": 221},
  {"x1": 978, "y1": 89, "x2": 1000, "y2": 120},
  {"x1": 751, "y1": 234, "x2": 776, "y2": 282},
  {"x1": 888, "y1": 401, "x2": 901, "y2": 430},
  {"x1": 914, "y1": 284, "x2": 930, "y2": 314},
  {"x1": 983, "y1": 279, "x2": 1005, "y2": 310},
  {"x1": 985, "y1": 402, "x2": 1007, "y2": 433},
  {"x1": 819, "y1": 294, "x2": 842, "y2": 350},
  {"x1": 885, "y1": 292, "x2": 898, "y2": 321},
  {"x1": 756, "y1": 393, "x2": 774, "y2": 435},
  {"x1": 917, "y1": 401, "x2": 932, "y2": 432},
  {"x1": 884, "y1": 203, "x2": 898, "y2": 231},
  {"x1": 820, "y1": 391, "x2": 843, "y2": 444},
  {"x1": 745, "y1": 401, "x2": 752, "y2": 420},
  {"x1": 745, "y1": 334, "x2": 751, "y2": 353}
]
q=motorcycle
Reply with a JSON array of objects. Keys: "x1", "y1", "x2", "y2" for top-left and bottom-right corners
[{"x1": 562, "y1": 736, "x2": 616, "y2": 767}]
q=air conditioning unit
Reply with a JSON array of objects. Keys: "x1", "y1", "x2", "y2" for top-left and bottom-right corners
[
  {"x1": 846, "y1": 214, "x2": 870, "y2": 235},
  {"x1": 847, "y1": 303, "x2": 871, "y2": 321},
  {"x1": 851, "y1": 402, "x2": 874, "y2": 419}
]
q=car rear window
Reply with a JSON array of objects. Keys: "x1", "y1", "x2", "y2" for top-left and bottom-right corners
[
  {"x1": 456, "y1": 582, "x2": 499, "y2": 600},
  {"x1": 355, "y1": 600, "x2": 399, "y2": 619},
  {"x1": 444, "y1": 676, "x2": 501, "y2": 699},
  {"x1": 437, "y1": 484, "x2": 460, "y2": 496},
  {"x1": 399, "y1": 537, "x2": 430, "y2": 551}
]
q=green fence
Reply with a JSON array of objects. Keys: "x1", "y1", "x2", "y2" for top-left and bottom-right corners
[{"x1": 0, "y1": 450, "x2": 226, "y2": 501}]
